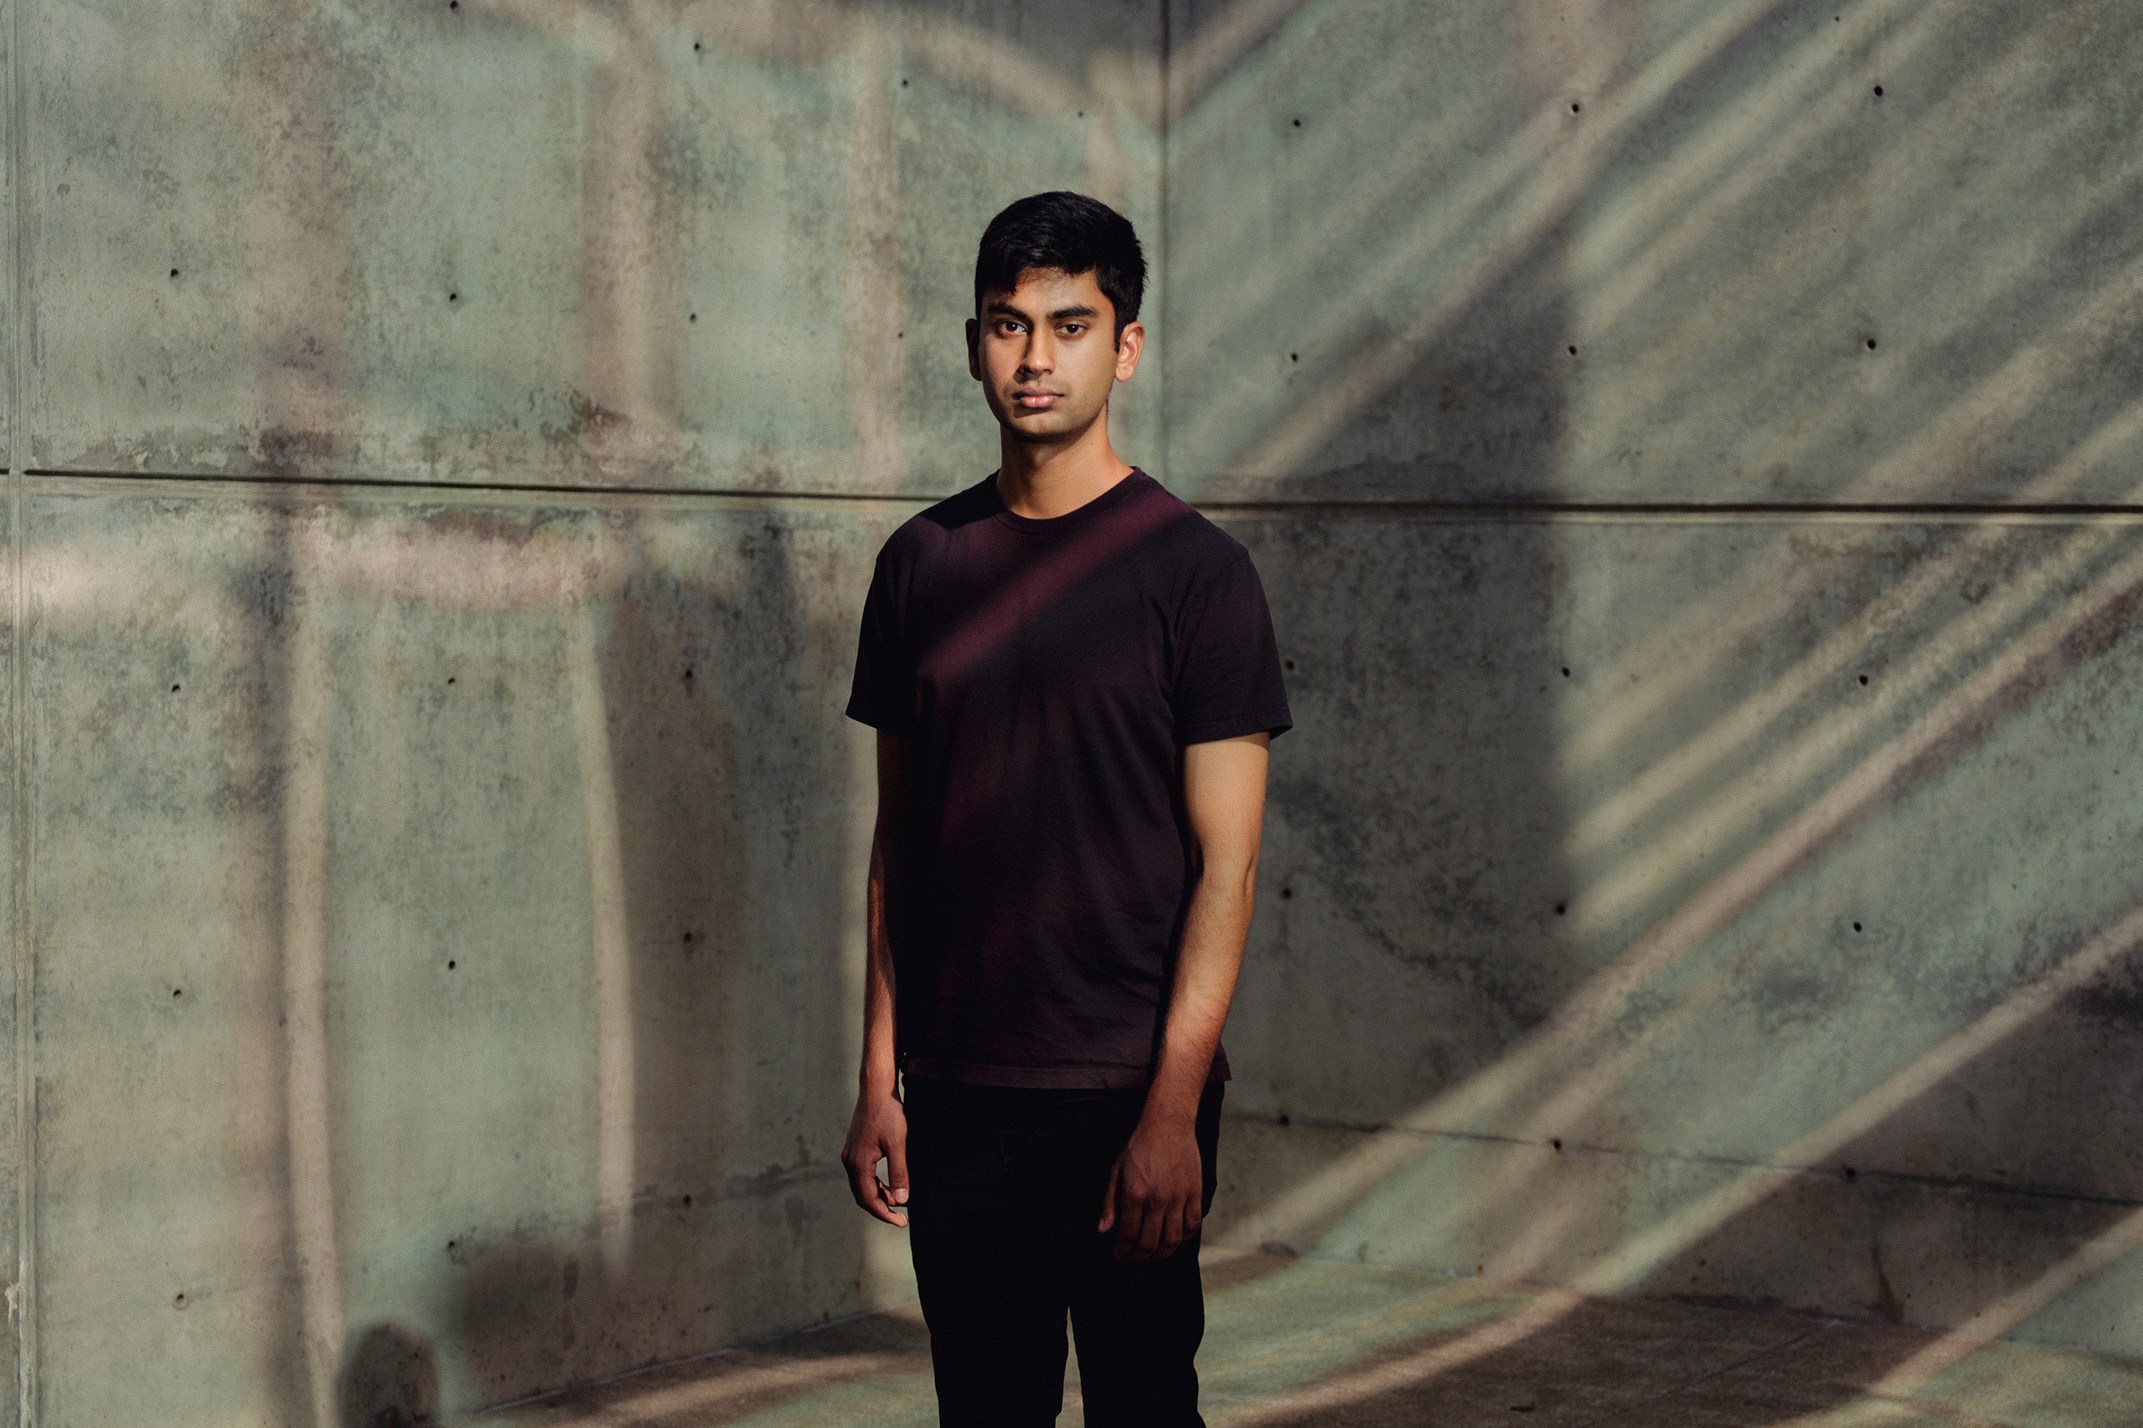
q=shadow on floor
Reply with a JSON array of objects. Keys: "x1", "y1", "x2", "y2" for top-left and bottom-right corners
[{"x1": 470, "y1": 1253, "x2": 2143, "y2": 1428}]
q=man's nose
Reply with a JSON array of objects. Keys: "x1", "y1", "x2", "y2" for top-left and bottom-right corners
[{"x1": 1019, "y1": 334, "x2": 1055, "y2": 375}]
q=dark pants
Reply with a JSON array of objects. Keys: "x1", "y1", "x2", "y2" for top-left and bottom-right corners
[{"x1": 903, "y1": 1077, "x2": 1225, "y2": 1428}]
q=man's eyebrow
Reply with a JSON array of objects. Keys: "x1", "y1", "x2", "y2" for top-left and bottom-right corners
[{"x1": 984, "y1": 300, "x2": 1101, "y2": 323}]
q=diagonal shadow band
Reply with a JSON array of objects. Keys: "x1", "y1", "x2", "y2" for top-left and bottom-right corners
[{"x1": 1222, "y1": 517, "x2": 2143, "y2": 1270}]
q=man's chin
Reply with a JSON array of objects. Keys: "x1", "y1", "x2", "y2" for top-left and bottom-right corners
[{"x1": 1000, "y1": 409, "x2": 1095, "y2": 444}]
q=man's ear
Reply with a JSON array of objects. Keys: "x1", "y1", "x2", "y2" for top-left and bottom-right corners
[
  {"x1": 1113, "y1": 321, "x2": 1145, "y2": 383},
  {"x1": 966, "y1": 317, "x2": 981, "y2": 381}
]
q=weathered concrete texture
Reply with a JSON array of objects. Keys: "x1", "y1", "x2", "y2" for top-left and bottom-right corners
[
  {"x1": 1212, "y1": 511, "x2": 2143, "y2": 1355},
  {"x1": 0, "y1": 488, "x2": 17, "y2": 1428},
  {"x1": 1163, "y1": 0, "x2": 2143, "y2": 504},
  {"x1": 1213, "y1": 1117, "x2": 2143, "y2": 1359},
  {"x1": 475, "y1": 1253, "x2": 2143, "y2": 1426},
  {"x1": 25, "y1": 0, "x2": 1160, "y2": 492},
  {"x1": 16, "y1": 0, "x2": 2143, "y2": 1420},
  {"x1": 24, "y1": 481, "x2": 912, "y2": 1422},
  {"x1": 0, "y1": 5, "x2": 14, "y2": 468}
]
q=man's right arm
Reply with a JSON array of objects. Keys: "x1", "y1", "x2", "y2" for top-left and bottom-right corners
[{"x1": 841, "y1": 730, "x2": 909, "y2": 1226}]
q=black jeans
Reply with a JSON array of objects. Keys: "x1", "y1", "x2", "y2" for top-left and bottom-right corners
[{"x1": 903, "y1": 1077, "x2": 1225, "y2": 1428}]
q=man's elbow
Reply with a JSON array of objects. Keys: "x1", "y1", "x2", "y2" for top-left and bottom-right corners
[{"x1": 1195, "y1": 846, "x2": 1260, "y2": 901}]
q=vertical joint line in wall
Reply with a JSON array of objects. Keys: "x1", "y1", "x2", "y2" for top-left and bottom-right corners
[{"x1": 7, "y1": 0, "x2": 34, "y2": 1414}]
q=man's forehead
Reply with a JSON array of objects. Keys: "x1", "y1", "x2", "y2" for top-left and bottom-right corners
[{"x1": 983, "y1": 266, "x2": 1109, "y2": 310}]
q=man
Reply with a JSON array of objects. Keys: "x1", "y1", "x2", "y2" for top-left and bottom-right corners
[{"x1": 840, "y1": 191, "x2": 1292, "y2": 1427}]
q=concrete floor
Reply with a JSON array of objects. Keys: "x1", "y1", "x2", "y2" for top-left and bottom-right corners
[{"x1": 478, "y1": 1252, "x2": 2143, "y2": 1426}]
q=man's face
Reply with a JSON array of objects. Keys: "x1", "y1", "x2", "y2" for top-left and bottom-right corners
[{"x1": 968, "y1": 267, "x2": 1144, "y2": 447}]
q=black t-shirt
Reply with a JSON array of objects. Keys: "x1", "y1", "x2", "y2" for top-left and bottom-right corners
[{"x1": 845, "y1": 468, "x2": 1293, "y2": 1088}]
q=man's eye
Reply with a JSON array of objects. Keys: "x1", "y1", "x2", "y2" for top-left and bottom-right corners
[{"x1": 1060, "y1": 324, "x2": 1084, "y2": 336}]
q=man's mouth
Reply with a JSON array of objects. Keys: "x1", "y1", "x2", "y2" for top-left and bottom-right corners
[{"x1": 1012, "y1": 390, "x2": 1062, "y2": 409}]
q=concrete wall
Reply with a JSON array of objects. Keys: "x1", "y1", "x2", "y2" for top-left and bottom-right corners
[
  {"x1": 1180, "y1": 0, "x2": 2143, "y2": 1376},
  {"x1": 8, "y1": 0, "x2": 2143, "y2": 1423},
  {"x1": 6, "y1": 1, "x2": 1161, "y2": 1422}
]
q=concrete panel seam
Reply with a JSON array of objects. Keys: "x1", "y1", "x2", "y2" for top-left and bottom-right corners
[
  {"x1": 1195, "y1": 501, "x2": 2143, "y2": 525},
  {"x1": 1223, "y1": 1114, "x2": 2143, "y2": 1212},
  {"x1": 46, "y1": 474, "x2": 2143, "y2": 526},
  {"x1": 18, "y1": 469, "x2": 950, "y2": 511}
]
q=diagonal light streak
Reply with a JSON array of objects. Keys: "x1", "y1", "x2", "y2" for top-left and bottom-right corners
[
  {"x1": 1206, "y1": 1290, "x2": 1581, "y2": 1428},
  {"x1": 1564, "y1": 242, "x2": 2143, "y2": 780},
  {"x1": 1224, "y1": 516, "x2": 2143, "y2": 1260},
  {"x1": 1574, "y1": 128, "x2": 2143, "y2": 518},
  {"x1": 1500, "y1": 520, "x2": 2143, "y2": 1213},
  {"x1": 1212, "y1": 897, "x2": 2143, "y2": 1425},
  {"x1": 1168, "y1": 62, "x2": 1508, "y2": 367},
  {"x1": 1183, "y1": 0, "x2": 1833, "y2": 483},
  {"x1": 1577, "y1": 900, "x2": 2143, "y2": 1296},
  {"x1": 485, "y1": 1348, "x2": 926, "y2": 1426},
  {"x1": 1571, "y1": 11, "x2": 2110, "y2": 474},
  {"x1": 1571, "y1": 0, "x2": 1928, "y2": 297},
  {"x1": 1171, "y1": 94, "x2": 1574, "y2": 478},
  {"x1": 1566, "y1": 397, "x2": 2143, "y2": 868},
  {"x1": 1563, "y1": 46, "x2": 2143, "y2": 781},
  {"x1": 1852, "y1": 1203, "x2": 2143, "y2": 1403},
  {"x1": 1569, "y1": 516, "x2": 2137, "y2": 941},
  {"x1": 1165, "y1": 0, "x2": 1315, "y2": 121},
  {"x1": 1574, "y1": 0, "x2": 1952, "y2": 334}
]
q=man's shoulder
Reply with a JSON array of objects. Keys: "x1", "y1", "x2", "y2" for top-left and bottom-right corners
[
  {"x1": 875, "y1": 474, "x2": 997, "y2": 568},
  {"x1": 1131, "y1": 476, "x2": 1253, "y2": 572}
]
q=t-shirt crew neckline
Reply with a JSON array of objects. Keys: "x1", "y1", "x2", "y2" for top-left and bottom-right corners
[{"x1": 986, "y1": 467, "x2": 1150, "y2": 533}]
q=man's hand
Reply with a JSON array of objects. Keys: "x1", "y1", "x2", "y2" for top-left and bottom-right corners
[
  {"x1": 842, "y1": 1089, "x2": 910, "y2": 1227},
  {"x1": 1099, "y1": 1113, "x2": 1203, "y2": 1261}
]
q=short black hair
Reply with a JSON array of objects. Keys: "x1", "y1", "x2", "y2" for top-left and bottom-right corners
[{"x1": 974, "y1": 191, "x2": 1146, "y2": 339}]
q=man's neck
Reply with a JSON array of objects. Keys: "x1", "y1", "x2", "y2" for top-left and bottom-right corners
[{"x1": 996, "y1": 419, "x2": 1133, "y2": 521}]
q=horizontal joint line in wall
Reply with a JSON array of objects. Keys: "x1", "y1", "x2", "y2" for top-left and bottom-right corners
[
  {"x1": 1195, "y1": 499, "x2": 2143, "y2": 523},
  {"x1": 30, "y1": 472, "x2": 2143, "y2": 522},
  {"x1": 1226, "y1": 1110, "x2": 2143, "y2": 1210},
  {"x1": 18, "y1": 467, "x2": 946, "y2": 506}
]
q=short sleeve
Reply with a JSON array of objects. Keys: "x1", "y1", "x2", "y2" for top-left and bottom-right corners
[
  {"x1": 1173, "y1": 547, "x2": 1293, "y2": 745},
  {"x1": 845, "y1": 549, "x2": 913, "y2": 734}
]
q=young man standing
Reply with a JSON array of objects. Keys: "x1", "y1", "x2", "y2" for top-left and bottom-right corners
[{"x1": 841, "y1": 191, "x2": 1292, "y2": 1427}]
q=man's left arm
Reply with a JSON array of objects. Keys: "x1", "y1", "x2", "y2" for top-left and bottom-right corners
[{"x1": 1099, "y1": 729, "x2": 1271, "y2": 1261}]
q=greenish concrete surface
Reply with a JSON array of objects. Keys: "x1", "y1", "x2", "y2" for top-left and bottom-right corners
[
  {"x1": 5, "y1": 0, "x2": 2143, "y2": 1423},
  {"x1": 1207, "y1": 513, "x2": 2143, "y2": 1357},
  {"x1": 24, "y1": 480, "x2": 918, "y2": 1422},
  {"x1": 1162, "y1": 0, "x2": 2143, "y2": 505},
  {"x1": 474, "y1": 1254, "x2": 2143, "y2": 1426},
  {"x1": 1161, "y1": 0, "x2": 2143, "y2": 1383},
  {"x1": 26, "y1": 0, "x2": 1159, "y2": 491}
]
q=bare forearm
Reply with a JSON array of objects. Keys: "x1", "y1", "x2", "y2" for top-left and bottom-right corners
[
  {"x1": 1144, "y1": 859, "x2": 1256, "y2": 1128},
  {"x1": 859, "y1": 829, "x2": 899, "y2": 1096},
  {"x1": 843, "y1": 733, "x2": 912, "y2": 1226}
]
